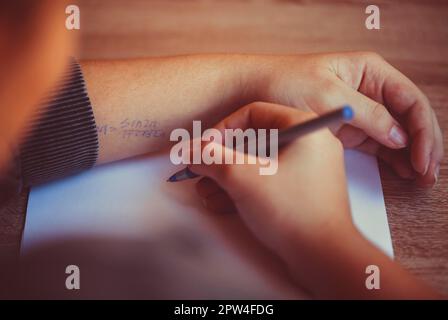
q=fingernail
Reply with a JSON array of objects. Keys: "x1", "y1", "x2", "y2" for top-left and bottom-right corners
[
  {"x1": 423, "y1": 158, "x2": 430, "y2": 175},
  {"x1": 434, "y1": 164, "x2": 440, "y2": 184},
  {"x1": 389, "y1": 125, "x2": 407, "y2": 147}
]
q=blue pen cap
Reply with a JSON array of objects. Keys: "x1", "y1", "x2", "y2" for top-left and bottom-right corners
[{"x1": 342, "y1": 105, "x2": 354, "y2": 121}]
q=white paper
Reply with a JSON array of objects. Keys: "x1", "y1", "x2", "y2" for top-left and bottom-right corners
[
  {"x1": 344, "y1": 149, "x2": 394, "y2": 258},
  {"x1": 21, "y1": 149, "x2": 393, "y2": 298}
]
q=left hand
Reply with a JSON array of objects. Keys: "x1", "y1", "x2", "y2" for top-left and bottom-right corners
[{"x1": 253, "y1": 51, "x2": 443, "y2": 187}]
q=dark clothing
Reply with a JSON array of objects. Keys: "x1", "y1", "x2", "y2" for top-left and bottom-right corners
[
  {"x1": 0, "y1": 58, "x2": 98, "y2": 205},
  {"x1": 20, "y1": 59, "x2": 98, "y2": 186}
]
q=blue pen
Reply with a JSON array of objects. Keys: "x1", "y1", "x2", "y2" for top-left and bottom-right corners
[{"x1": 168, "y1": 105, "x2": 354, "y2": 182}]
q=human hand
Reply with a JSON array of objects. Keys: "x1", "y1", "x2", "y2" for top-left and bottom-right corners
[
  {"x1": 253, "y1": 52, "x2": 443, "y2": 187},
  {"x1": 190, "y1": 102, "x2": 355, "y2": 259},
  {"x1": 189, "y1": 102, "x2": 441, "y2": 299}
]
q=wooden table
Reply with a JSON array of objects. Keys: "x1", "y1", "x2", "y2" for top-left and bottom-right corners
[{"x1": 1, "y1": 0, "x2": 447, "y2": 294}]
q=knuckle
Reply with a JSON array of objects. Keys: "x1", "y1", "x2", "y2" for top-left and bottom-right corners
[
  {"x1": 413, "y1": 102, "x2": 427, "y2": 117},
  {"x1": 245, "y1": 101, "x2": 261, "y2": 109},
  {"x1": 239, "y1": 102, "x2": 262, "y2": 116},
  {"x1": 243, "y1": 101, "x2": 278, "y2": 117},
  {"x1": 317, "y1": 81, "x2": 345, "y2": 109},
  {"x1": 241, "y1": 102, "x2": 258, "y2": 113},
  {"x1": 359, "y1": 51, "x2": 384, "y2": 62},
  {"x1": 319, "y1": 79, "x2": 341, "y2": 99},
  {"x1": 283, "y1": 110, "x2": 316, "y2": 127},
  {"x1": 369, "y1": 102, "x2": 388, "y2": 123},
  {"x1": 245, "y1": 101, "x2": 270, "y2": 110}
]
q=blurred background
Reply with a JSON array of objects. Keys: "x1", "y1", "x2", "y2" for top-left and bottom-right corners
[{"x1": 77, "y1": 0, "x2": 447, "y2": 63}]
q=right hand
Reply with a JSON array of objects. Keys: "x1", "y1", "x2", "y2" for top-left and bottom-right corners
[
  {"x1": 191, "y1": 102, "x2": 440, "y2": 299},
  {"x1": 190, "y1": 102, "x2": 356, "y2": 258}
]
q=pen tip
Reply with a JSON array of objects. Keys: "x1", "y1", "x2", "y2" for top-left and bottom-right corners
[
  {"x1": 167, "y1": 167, "x2": 199, "y2": 183},
  {"x1": 167, "y1": 175, "x2": 177, "y2": 182}
]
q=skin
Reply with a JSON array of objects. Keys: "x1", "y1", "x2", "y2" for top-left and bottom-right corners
[
  {"x1": 190, "y1": 102, "x2": 441, "y2": 299},
  {"x1": 82, "y1": 53, "x2": 443, "y2": 187}
]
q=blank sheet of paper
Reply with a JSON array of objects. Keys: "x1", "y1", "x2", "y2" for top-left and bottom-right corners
[
  {"x1": 22, "y1": 149, "x2": 393, "y2": 298},
  {"x1": 344, "y1": 150, "x2": 394, "y2": 258}
]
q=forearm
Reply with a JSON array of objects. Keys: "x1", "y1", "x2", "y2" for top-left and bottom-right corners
[
  {"x1": 81, "y1": 54, "x2": 263, "y2": 164},
  {"x1": 284, "y1": 225, "x2": 440, "y2": 299}
]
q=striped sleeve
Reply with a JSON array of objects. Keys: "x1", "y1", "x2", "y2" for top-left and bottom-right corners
[{"x1": 19, "y1": 58, "x2": 99, "y2": 186}]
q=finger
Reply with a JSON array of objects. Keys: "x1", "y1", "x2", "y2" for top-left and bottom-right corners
[
  {"x1": 196, "y1": 177, "x2": 223, "y2": 198},
  {"x1": 354, "y1": 137, "x2": 380, "y2": 155},
  {"x1": 415, "y1": 110, "x2": 443, "y2": 186},
  {"x1": 357, "y1": 53, "x2": 437, "y2": 176},
  {"x1": 405, "y1": 100, "x2": 434, "y2": 175},
  {"x1": 331, "y1": 83, "x2": 408, "y2": 150},
  {"x1": 202, "y1": 190, "x2": 238, "y2": 214},
  {"x1": 196, "y1": 177, "x2": 238, "y2": 213},
  {"x1": 189, "y1": 142, "x2": 260, "y2": 193},
  {"x1": 429, "y1": 109, "x2": 444, "y2": 182},
  {"x1": 354, "y1": 138, "x2": 416, "y2": 180},
  {"x1": 377, "y1": 147, "x2": 416, "y2": 180},
  {"x1": 190, "y1": 103, "x2": 316, "y2": 189},
  {"x1": 432, "y1": 109, "x2": 445, "y2": 167},
  {"x1": 214, "y1": 102, "x2": 316, "y2": 134},
  {"x1": 415, "y1": 166, "x2": 437, "y2": 188},
  {"x1": 336, "y1": 124, "x2": 368, "y2": 148}
]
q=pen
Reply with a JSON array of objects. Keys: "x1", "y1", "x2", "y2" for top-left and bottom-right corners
[{"x1": 167, "y1": 105, "x2": 354, "y2": 182}]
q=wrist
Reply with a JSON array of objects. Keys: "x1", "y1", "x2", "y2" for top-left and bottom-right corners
[
  {"x1": 279, "y1": 216, "x2": 361, "y2": 267},
  {"x1": 235, "y1": 55, "x2": 279, "y2": 103},
  {"x1": 242, "y1": 54, "x2": 312, "y2": 109},
  {"x1": 280, "y1": 222, "x2": 373, "y2": 298}
]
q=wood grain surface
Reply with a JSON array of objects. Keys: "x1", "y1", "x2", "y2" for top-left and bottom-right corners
[{"x1": 1, "y1": 0, "x2": 447, "y2": 294}]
